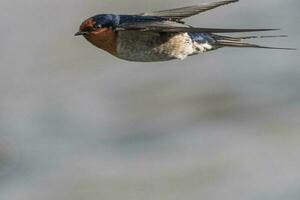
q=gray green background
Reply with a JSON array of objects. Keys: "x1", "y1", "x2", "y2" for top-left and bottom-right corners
[{"x1": 0, "y1": 0, "x2": 300, "y2": 199}]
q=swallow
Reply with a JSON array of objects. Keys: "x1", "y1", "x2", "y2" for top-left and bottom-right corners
[{"x1": 75, "y1": 0, "x2": 295, "y2": 62}]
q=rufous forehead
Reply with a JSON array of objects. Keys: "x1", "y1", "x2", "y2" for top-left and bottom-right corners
[{"x1": 80, "y1": 18, "x2": 96, "y2": 30}]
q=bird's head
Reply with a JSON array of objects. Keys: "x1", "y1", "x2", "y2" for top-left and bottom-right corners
[
  {"x1": 75, "y1": 14, "x2": 119, "y2": 55},
  {"x1": 75, "y1": 14, "x2": 119, "y2": 37}
]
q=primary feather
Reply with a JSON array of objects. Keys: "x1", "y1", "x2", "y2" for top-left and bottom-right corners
[
  {"x1": 116, "y1": 0, "x2": 277, "y2": 34},
  {"x1": 116, "y1": 20, "x2": 278, "y2": 33},
  {"x1": 140, "y1": 0, "x2": 239, "y2": 20}
]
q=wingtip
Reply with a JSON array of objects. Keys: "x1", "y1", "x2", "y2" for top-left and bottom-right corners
[
  {"x1": 205, "y1": 0, "x2": 239, "y2": 6},
  {"x1": 229, "y1": 0, "x2": 239, "y2": 3},
  {"x1": 264, "y1": 28, "x2": 280, "y2": 31},
  {"x1": 222, "y1": 0, "x2": 239, "y2": 4},
  {"x1": 264, "y1": 47, "x2": 297, "y2": 50},
  {"x1": 260, "y1": 35, "x2": 288, "y2": 38},
  {"x1": 283, "y1": 48, "x2": 297, "y2": 50}
]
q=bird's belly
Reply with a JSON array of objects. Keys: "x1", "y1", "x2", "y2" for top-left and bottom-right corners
[{"x1": 116, "y1": 31, "x2": 195, "y2": 62}]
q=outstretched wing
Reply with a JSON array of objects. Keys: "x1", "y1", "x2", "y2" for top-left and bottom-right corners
[
  {"x1": 140, "y1": 0, "x2": 239, "y2": 20},
  {"x1": 116, "y1": 20, "x2": 278, "y2": 33}
]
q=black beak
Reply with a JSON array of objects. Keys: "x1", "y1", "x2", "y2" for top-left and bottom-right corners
[{"x1": 74, "y1": 31, "x2": 87, "y2": 36}]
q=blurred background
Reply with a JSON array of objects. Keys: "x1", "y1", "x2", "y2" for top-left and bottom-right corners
[{"x1": 1, "y1": 0, "x2": 300, "y2": 199}]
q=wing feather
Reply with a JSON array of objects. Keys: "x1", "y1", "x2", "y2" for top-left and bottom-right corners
[
  {"x1": 116, "y1": 21, "x2": 278, "y2": 33},
  {"x1": 216, "y1": 40, "x2": 296, "y2": 50},
  {"x1": 140, "y1": 0, "x2": 239, "y2": 20}
]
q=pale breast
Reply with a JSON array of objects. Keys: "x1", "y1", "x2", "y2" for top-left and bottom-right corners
[{"x1": 116, "y1": 31, "x2": 195, "y2": 62}]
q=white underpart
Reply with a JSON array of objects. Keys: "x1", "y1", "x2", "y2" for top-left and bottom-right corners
[
  {"x1": 193, "y1": 41, "x2": 213, "y2": 53},
  {"x1": 171, "y1": 33, "x2": 194, "y2": 60},
  {"x1": 116, "y1": 31, "x2": 214, "y2": 62}
]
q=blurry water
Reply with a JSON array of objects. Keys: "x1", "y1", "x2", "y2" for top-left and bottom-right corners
[{"x1": 0, "y1": 0, "x2": 300, "y2": 200}]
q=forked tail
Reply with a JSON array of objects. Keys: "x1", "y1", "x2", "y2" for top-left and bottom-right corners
[{"x1": 213, "y1": 34, "x2": 296, "y2": 50}]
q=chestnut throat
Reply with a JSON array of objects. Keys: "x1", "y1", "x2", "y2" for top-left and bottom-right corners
[{"x1": 85, "y1": 28, "x2": 118, "y2": 55}]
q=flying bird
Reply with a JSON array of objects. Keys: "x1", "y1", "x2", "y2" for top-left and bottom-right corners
[{"x1": 75, "y1": 0, "x2": 295, "y2": 62}]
